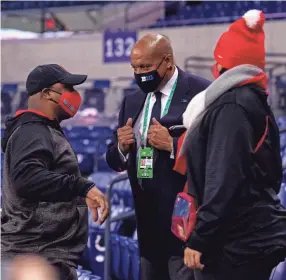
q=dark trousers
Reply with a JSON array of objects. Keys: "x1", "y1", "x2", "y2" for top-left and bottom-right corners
[
  {"x1": 141, "y1": 256, "x2": 194, "y2": 280},
  {"x1": 53, "y1": 263, "x2": 78, "y2": 280},
  {"x1": 194, "y1": 255, "x2": 280, "y2": 280}
]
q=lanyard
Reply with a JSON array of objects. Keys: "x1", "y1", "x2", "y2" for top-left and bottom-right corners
[{"x1": 141, "y1": 78, "x2": 178, "y2": 145}]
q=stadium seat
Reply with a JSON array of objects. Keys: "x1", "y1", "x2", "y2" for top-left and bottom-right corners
[
  {"x1": 83, "y1": 88, "x2": 105, "y2": 113},
  {"x1": 88, "y1": 228, "x2": 105, "y2": 278},
  {"x1": 89, "y1": 172, "x2": 116, "y2": 193},
  {"x1": 119, "y1": 236, "x2": 131, "y2": 280},
  {"x1": 111, "y1": 234, "x2": 121, "y2": 279},
  {"x1": 280, "y1": 132, "x2": 286, "y2": 151},
  {"x1": 16, "y1": 91, "x2": 28, "y2": 111},
  {"x1": 129, "y1": 239, "x2": 140, "y2": 280},
  {"x1": 77, "y1": 269, "x2": 92, "y2": 278},
  {"x1": 93, "y1": 79, "x2": 111, "y2": 89},
  {"x1": 77, "y1": 153, "x2": 95, "y2": 176},
  {"x1": 277, "y1": 116, "x2": 286, "y2": 130},
  {"x1": 97, "y1": 157, "x2": 113, "y2": 172},
  {"x1": 149, "y1": 1, "x2": 286, "y2": 28},
  {"x1": 64, "y1": 126, "x2": 96, "y2": 139},
  {"x1": 1, "y1": 91, "x2": 12, "y2": 116}
]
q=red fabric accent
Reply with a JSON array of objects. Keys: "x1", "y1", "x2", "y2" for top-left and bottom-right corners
[
  {"x1": 173, "y1": 132, "x2": 187, "y2": 176},
  {"x1": 254, "y1": 116, "x2": 269, "y2": 153},
  {"x1": 58, "y1": 90, "x2": 82, "y2": 117},
  {"x1": 238, "y1": 72, "x2": 267, "y2": 91},
  {"x1": 173, "y1": 132, "x2": 190, "y2": 194},
  {"x1": 212, "y1": 63, "x2": 220, "y2": 79},
  {"x1": 15, "y1": 109, "x2": 53, "y2": 120},
  {"x1": 214, "y1": 11, "x2": 265, "y2": 70},
  {"x1": 171, "y1": 192, "x2": 197, "y2": 241}
]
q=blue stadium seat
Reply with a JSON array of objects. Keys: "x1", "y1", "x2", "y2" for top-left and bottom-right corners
[
  {"x1": 111, "y1": 234, "x2": 121, "y2": 279},
  {"x1": 83, "y1": 89, "x2": 105, "y2": 113},
  {"x1": 1, "y1": 91, "x2": 12, "y2": 116},
  {"x1": 1, "y1": 83, "x2": 18, "y2": 93},
  {"x1": 112, "y1": 177, "x2": 133, "y2": 208},
  {"x1": 119, "y1": 236, "x2": 131, "y2": 280},
  {"x1": 89, "y1": 172, "x2": 116, "y2": 193},
  {"x1": 277, "y1": 117, "x2": 286, "y2": 130},
  {"x1": 65, "y1": 126, "x2": 95, "y2": 139},
  {"x1": 280, "y1": 132, "x2": 286, "y2": 151},
  {"x1": 93, "y1": 79, "x2": 111, "y2": 89},
  {"x1": 77, "y1": 153, "x2": 94, "y2": 175},
  {"x1": 150, "y1": 1, "x2": 286, "y2": 28},
  {"x1": 70, "y1": 138, "x2": 99, "y2": 154},
  {"x1": 97, "y1": 157, "x2": 113, "y2": 172},
  {"x1": 88, "y1": 228, "x2": 105, "y2": 278},
  {"x1": 16, "y1": 92, "x2": 28, "y2": 111},
  {"x1": 1, "y1": 1, "x2": 105, "y2": 11},
  {"x1": 96, "y1": 141, "x2": 109, "y2": 157},
  {"x1": 77, "y1": 269, "x2": 92, "y2": 279},
  {"x1": 129, "y1": 239, "x2": 140, "y2": 280}
]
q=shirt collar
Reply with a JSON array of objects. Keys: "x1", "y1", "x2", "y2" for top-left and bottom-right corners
[{"x1": 153, "y1": 66, "x2": 178, "y2": 97}]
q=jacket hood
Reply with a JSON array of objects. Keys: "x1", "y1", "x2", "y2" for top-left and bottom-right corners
[{"x1": 2, "y1": 111, "x2": 54, "y2": 153}]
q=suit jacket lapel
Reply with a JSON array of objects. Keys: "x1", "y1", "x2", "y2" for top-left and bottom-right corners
[
  {"x1": 153, "y1": 68, "x2": 192, "y2": 164},
  {"x1": 126, "y1": 91, "x2": 146, "y2": 167},
  {"x1": 130, "y1": 91, "x2": 147, "y2": 125},
  {"x1": 161, "y1": 67, "x2": 192, "y2": 127}
]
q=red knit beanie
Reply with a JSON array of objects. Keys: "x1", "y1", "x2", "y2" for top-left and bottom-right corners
[{"x1": 214, "y1": 10, "x2": 266, "y2": 70}]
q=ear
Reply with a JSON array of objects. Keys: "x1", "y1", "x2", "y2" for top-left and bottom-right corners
[
  {"x1": 165, "y1": 54, "x2": 173, "y2": 70},
  {"x1": 41, "y1": 88, "x2": 51, "y2": 100}
]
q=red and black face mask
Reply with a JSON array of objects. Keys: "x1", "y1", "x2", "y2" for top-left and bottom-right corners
[{"x1": 48, "y1": 89, "x2": 82, "y2": 120}]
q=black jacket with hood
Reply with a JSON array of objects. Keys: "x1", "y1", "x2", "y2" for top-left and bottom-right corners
[
  {"x1": 184, "y1": 84, "x2": 286, "y2": 265},
  {"x1": 1, "y1": 111, "x2": 95, "y2": 267}
]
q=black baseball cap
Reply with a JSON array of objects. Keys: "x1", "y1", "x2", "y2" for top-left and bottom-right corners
[{"x1": 26, "y1": 64, "x2": 87, "y2": 96}]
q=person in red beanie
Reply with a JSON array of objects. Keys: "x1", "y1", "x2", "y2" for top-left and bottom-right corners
[{"x1": 176, "y1": 9, "x2": 286, "y2": 280}]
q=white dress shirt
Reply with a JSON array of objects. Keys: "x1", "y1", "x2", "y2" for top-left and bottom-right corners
[{"x1": 118, "y1": 67, "x2": 178, "y2": 161}]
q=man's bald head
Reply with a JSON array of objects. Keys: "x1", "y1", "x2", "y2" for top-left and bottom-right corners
[{"x1": 132, "y1": 33, "x2": 173, "y2": 59}]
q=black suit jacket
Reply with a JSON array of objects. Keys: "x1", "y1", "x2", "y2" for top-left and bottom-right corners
[{"x1": 106, "y1": 67, "x2": 210, "y2": 258}]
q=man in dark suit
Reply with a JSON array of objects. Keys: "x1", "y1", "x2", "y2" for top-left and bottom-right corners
[{"x1": 106, "y1": 33, "x2": 210, "y2": 280}]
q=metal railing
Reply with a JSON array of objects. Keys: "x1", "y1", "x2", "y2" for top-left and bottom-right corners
[{"x1": 104, "y1": 173, "x2": 136, "y2": 280}]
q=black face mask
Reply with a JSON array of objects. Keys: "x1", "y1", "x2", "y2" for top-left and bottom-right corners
[{"x1": 134, "y1": 58, "x2": 168, "y2": 94}]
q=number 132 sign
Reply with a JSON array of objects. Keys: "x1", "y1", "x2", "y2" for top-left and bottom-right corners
[{"x1": 103, "y1": 31, "x2": 137, "y2": 63}]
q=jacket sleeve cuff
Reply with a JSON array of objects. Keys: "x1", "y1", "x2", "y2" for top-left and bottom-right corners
[
  {"x1": 77, "y1": 177, "x2": 96, "y2": 197},
  {"x1": 118, "y1": 143, "x2": 129, "y2": 162},
  {"x1": 186, "y1": 231, "x2": 208, "y2": 254}
]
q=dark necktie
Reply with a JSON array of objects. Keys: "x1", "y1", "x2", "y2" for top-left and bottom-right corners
[
  {"x1": 147, "y1": 91, "x2": 162, "y2": 146},
  {"x1": 149, "y1": 91, "x2": 162, "y2": 126}
]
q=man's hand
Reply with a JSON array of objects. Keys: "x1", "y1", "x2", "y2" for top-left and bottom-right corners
[
  {"x1": 117, "y1": 118, "x2": 135, "y2": 154},
  {"x1": 147, "y1": 118, "x2": 173, "y2": 152},
  {"x1": 184, "y1": 247, "x2": 204, "y2": 270},
  {"x1": 86, "y1": 186, "x2": 109, "y2": 225}
]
